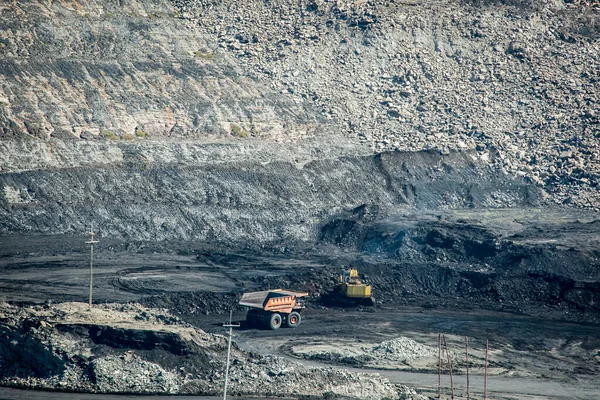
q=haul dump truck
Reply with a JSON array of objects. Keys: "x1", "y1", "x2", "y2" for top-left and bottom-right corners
[
  {"x1": 324, "y1": 268, "x2": 375, "y2": 306},
  {"x1": 239, "y1": 289, "x2": 308, "y2": 330}
]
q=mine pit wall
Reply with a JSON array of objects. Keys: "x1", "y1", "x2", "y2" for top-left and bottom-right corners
[
  {"x1": 0, "y1": 148, "x2": 541, "y2": 247},
  {"x1": 0, "y1": 0, "x2": 326, "y2": 142}
]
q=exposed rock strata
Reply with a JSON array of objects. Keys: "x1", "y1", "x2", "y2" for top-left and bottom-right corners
[
  {"x1": 0, "y1": 149, "x2": 541, "y2": 244},
  {"x1": 0, "y1": 0, "x2": 598, "y2": 222},
  {"x1": 0, "y1": 0, "x2": 324, "y2": 142}
]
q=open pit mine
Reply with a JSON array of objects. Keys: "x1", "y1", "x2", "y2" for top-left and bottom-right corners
[{"x1": 1, "y1": 0, "x2": 599, "y2": 399}]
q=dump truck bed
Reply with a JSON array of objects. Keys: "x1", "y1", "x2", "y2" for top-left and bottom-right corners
[{"x1": 239, "y1": 289, "x2": 308, "y2": 313}]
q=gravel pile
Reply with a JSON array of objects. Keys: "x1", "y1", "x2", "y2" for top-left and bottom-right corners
[
  {"x1": 370, "y1": 337, "x2": 438, "y2": 362},
  {"x1": 227, "y1": 355, "x2": 400, "y2": 400},
  {"x1": 173, "y1": 0, "x2": 600, "y2": 209},
  {"x1": 89, "y1": 353, "x2": 179, "y2": 393},
  {"x1": 293, "y1": 336, "x2": 441, "y2": 369}
]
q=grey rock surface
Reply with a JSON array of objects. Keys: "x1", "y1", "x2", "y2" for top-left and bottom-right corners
[
  {"x1": 171, "y1": 0, "x2": 600, "y2": 208},
  {"x1": 0, "y1": 0, "x2": 598, "y2": 222},
  {"x1": 0, "y1": 0, "x2": 324, "y2": 142},
  {"x1": 0, "y1": 148, "x2": 541, "y2": 244}
]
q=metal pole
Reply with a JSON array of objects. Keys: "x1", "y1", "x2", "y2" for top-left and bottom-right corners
[
  {"x1": 484, "y1": 339, "x2": 488, "y2": 400},
  {"x1": 465, "y1": 337, "x2": 470, "y2": 400},
  {"x1": 223, "y1": 310, "x2": 240, "y2": 400},
  {"x1": 438, "y1": 333, "x2": 441, "y2": 399},
  {"x1": 443, "y1": 335, "x2": 454, "y2": 400},
  {"x1": 85, "y1": 230, "x2": 99, "y2": 311},
  {"x1": 89, "y1": 243, "x2": 93, "y2": 308},
  {"x1": 223, "y1": 320, "x2": 232, "y2": 400}
]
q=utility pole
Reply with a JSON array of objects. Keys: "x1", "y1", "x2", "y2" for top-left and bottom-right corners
[
  {"x1": 484, "y1": 339, "x2": 489, "y2": 400},
  {"x1": 438, "y1": 333, "x2": 441, "y2": 399},
  {"x1": 465, "y1": 337, "x2": 470, "y2": 400},
  {"x1": 443, "y1": 334, "x2": 454, "y2": 400},
  {"x1": 223, "y1": 310, "x2": 240, "y2": 400},
  {"x1": 85, "y1": 228, "x2": 99, "y2": 310}
]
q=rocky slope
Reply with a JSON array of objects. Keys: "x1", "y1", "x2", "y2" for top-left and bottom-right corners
[
  {"x1": 173, "y1": 0, "x2": 600, "y2": 208},
  {"x1": 0, "y1": 0, "x2": 599, "y2": 217},
  {"x1": 0, "y1": 149, "x2": 541, "y2": 244},
  {"x1": 0, "y1": 301, "x2": 410, "y2": 399},
  {"x1": 0, "y1": 0, "x2": 325, "y2": 143}
]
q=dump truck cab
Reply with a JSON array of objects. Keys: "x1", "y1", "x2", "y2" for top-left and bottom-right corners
[{"x1": 239, "y1": 289, "x2": 308, "y2": 330}]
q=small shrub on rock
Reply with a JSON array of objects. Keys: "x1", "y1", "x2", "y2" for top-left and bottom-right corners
[
  {"x1": 230, "y1": 124, "x2": 250, "y2": 138},
  {"x1": 135, "y1": 129, "x2": 147, "y2": 138},
  {"x1": 101, "y1": 130, "x2": 120, "y2": 140}
]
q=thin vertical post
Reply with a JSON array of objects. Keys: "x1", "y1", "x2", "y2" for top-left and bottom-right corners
[
  {"x1": 443, "y1": 335, "x2": 454, "y2": 400},
  {"x1": 484, "y1": 339, "x2": 489, "y2": 400},
  {"x1": 438, "y1": 333, "x2": 441, "y2": 399},
  {"x1": 89, "y1": 244, "x2": 93, "y2": 307},
  {"x1": 85, "y1": 229, "x2": 99, "y2": 311},
  {"x1": 465, "y1": 337, "x2": 470, "y2": 400},
  {"x1": 223, "y1": 310, "x2": 240, "y2": 400}
]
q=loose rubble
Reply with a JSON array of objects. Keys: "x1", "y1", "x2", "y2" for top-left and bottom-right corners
[
  {"x1": 0, "y1": 301, "x2": 404, "y2": 399},
  {"x1": 90, "y1": 353, "x2": 180, "y2": 393},
  {"x1": 172, "y1": 0, "x2": 600, "y2": 209},
  {"x1": 371, "y1": 337, "x2": 438, "y2": 362},
  {"x1": 291, "y1": 336, "x2": 482, "y2": 373}
]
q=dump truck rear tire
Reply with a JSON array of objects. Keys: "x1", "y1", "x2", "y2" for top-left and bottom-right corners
[
  {"x1": 287, "y1": 311, "x2": 301, "y2": 328},
  {"x1": 245, "y1": 309, "x2": 259, "y2": 327},
  {"x1": 268, "y1": 313, "x2": 282, "y2": 330}
]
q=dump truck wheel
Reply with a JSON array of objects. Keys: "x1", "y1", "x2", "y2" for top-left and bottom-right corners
[
  {"x1": 268, "y1": 313, "x2": 282, "y2": 330},
  {"x1": 246, "y1": 309, "x2": 259, "y2": 327},
  {"x1": 287, "y1": 312, "x2": 301, "y2": 328}
]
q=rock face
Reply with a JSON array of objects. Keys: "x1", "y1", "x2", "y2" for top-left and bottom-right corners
[
  {"x1": 0, "y1": 148, "x2": 541, "y2": 244},
  {"x1": 0, "y1": 301, "x2": 401, "y2": 399},
  {"x1": 0, "y1": 0, "x2": 323, "y2": 142},
  {"x1": 170, "y1": 0, "x2": 600, "y2": 208},
  {"x1": 0, "y1": 0, "x2": 598, "y2": 215}
]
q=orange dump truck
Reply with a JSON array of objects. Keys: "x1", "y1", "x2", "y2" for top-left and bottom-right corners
[{"x1": 239, "y1": 289, "x2": 308, "y2": 330}]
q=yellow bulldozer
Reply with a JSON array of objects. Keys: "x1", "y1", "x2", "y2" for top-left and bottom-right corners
[{"x1": 324, "y1": 268, "x2": 375, "y2": 306}]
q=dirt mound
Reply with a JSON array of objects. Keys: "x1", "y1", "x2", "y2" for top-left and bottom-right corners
[
  {"x1": 0, "y1": 301, "x2": 405, "y2": 399},
  {"x1": 371, "y1": 338, "x2": 438, "y2": 362},
  {"x1": 291, "y1": 336, "x2": 454, "y2": 372}
]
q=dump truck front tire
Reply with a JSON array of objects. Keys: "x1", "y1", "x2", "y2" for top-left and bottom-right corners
[
  {"x1": 287, "y1": 312, "x2": 301, "y2": 328},
  {"x1": 269, "y1": 313, "x2": 282, "y2": 330}
]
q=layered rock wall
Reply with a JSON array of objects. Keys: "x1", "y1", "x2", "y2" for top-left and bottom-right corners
[
  {"x1": 0, "y1": 149, "x2": 540, "y2": 244},
  {"x1": 0, "y1": 0, "x2": 598, "y2": 243},
  {"x1": 0, "y1": 0, "x2": 322, "y2": 141}
]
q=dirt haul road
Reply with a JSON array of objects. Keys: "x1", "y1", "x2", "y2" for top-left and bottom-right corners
[{"x1": 192, "y1": 307, "x2": 599, "y2": 400}]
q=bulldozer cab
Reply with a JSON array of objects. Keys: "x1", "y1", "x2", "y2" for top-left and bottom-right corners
[
  {"x1": 330, "y1": 267, "x2": 375, "y2": 306},
  {"x1": 340, "y1": 268, "x2": 361, "y2": 284}
]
